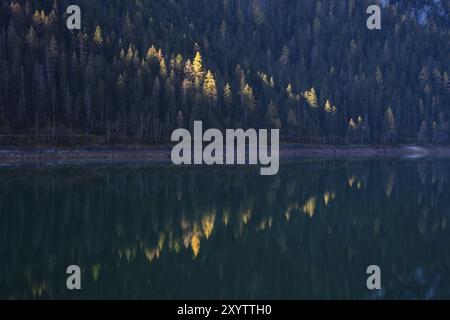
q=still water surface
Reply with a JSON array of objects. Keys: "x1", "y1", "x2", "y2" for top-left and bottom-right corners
[{"x1": 1, "y1": 159, "x2": 450, "y2": 299}]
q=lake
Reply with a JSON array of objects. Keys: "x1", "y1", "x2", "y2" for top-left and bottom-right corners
[{"x1": 1, "y1": 159, "x2": 449, "y2": 299}]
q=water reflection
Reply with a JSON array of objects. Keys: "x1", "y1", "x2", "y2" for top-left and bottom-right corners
[{"x1": 0, "y1": 160, "x2": 450, "y2": 299}]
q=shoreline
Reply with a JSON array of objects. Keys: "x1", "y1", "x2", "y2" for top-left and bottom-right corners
[{"x1": 1, "y1": 145, "x2": 450, "y2": 165}]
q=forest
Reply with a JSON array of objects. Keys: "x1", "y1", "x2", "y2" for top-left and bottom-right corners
[{"x1": 0, "y1": 0, "x2": 449, "y2": 145}]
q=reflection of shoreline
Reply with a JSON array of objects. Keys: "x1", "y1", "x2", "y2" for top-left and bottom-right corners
[{"x1": 0, "y1": 144, "x2": 446, "y2": 164}]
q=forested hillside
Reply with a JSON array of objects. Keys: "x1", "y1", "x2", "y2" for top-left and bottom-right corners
[{"x1": 0, "y1": 0, "x2": 449, "y2": 145}]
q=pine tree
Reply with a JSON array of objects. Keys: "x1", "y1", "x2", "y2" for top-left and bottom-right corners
[
  {"x1": 177, "y1": 110, "x2": 184, "y2": 128},
  {"x1": 376, "y1": 66, "x2": 384, "y2": 86},
  {"x1": 442, "y1": 72, "x2": 450, "y2": 91},
  {"x1": 305, "y1": 88, "x2": 319, "y2": 108},
  {"x1": 287, "y1": 109, "x2": 298, "y2": 134},
  {"x1": 93, "y1": 26, "x2": 103, "y2": 46},
  {"x1": 347, "y1": 118, "x2": 358, "y2": 144},
  {"x1": 203, "y1": 70, "x2": 217, "y2": 103},
  {"x1": 242, "y1": 84, "x2": 256, "y2": 127},
  {"x1": 265, "y1": 100, "x2": 282, "y2": 129},
  {"x1": 252, "y1": 0, "x2": 266, "y2": 26},
  {"x1": 324, "y1": 100, "x2": 337, "y2": 114},
  {"x1": 279, "y1": 46, "x2": 290, "y2": 66},
  {"x1": 159, "y1": 57, "x2": 167, "y2": 77},
  {"x1": 193, "y1": 52, "x2": 204, "y2": 89},
  {"x1": 419, "y1": 66, "x2": 429, "y2": 82},
  {"x1": 382, "y1": 107, "x2": 396, "y2": 144},
  {"x1": 223, "y1": 83, "x2": 233, "y2": 121},
  {"x1": 417, "y1": 120, "x2": 429, "y2": 143},
  {"x1": 224, "y1": 83, "x2": 232, "y2": 107},
  {"x1": 25, "y1": 26, "x2": 38, "y2": 50}
]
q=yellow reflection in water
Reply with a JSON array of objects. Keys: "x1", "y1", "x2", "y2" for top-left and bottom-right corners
[
  {"x1": 303, "y1": 197, "x2": 317, "y2": 218},
  {"x1": 31, "y1": 282, "x2": 47, "y2": 298},
  {"x1": 191, "y1": 234, "x2": 201, "y2": 258},
  {"x1": 324, "y1": 192, "x2": 331, "y2": 206},
  {"x1": 324, "y1": 191, "x2": 337, "y2": 206},
  {"x1": 92, "y1": 264, "x2": 101, "y2": 282},
  {"x1": 222, "y1": 210, "x2": 230, "y2": 226},
  {"x1": 257, "y1": 217, "x2": 273, "y2": 232},
  {"x1": 241, "y1": 209, "x2": 252, "y2": 225},
  {"x1": 348, "y1": 176, "x2": 357, "y2": 187},
  {"x1": 385, "y1": 172, "x2": 394, "y2": 198},
  {"x1": 202, "y1": 212, "x2": 216, "y2": 239}
]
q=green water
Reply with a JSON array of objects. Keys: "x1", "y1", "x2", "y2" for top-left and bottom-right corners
[{"x1": 1, "y1": 159, "x2": 450, "y2": 299}]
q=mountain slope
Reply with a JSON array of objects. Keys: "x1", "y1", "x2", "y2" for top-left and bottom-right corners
[{"x1": 0, "y1": 0, "x2": 449, "y2": 145}]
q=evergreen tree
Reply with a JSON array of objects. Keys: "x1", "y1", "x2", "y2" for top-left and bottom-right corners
[{"x1": 382, "y1": 107, "x2": 396, "y2": 144}]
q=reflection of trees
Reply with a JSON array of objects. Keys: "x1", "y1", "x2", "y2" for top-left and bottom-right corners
[{"x1": 0, "y1": 160, "x2": 450, "y2": 299}]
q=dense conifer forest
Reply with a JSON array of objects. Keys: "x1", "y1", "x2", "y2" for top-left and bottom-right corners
[{"x1": 0, "y1": 0, "x2": 449, "y2": 145}]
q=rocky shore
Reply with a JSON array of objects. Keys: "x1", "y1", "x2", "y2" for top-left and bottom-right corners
[{"x1": 1, "y1": 144, "x2": 450, "y2": 166}]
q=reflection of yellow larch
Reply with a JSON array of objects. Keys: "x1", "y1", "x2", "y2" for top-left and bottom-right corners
[
  {"x1": 241, "y1": 209, "x2": 252, "y2": 225},
  {"x1": 144, "y1": 248, "x2": 159, "y2": 262},
  {"x1": 202, "y1": 213, "x2": 216, "y2": 239},
  {"x1": 222, "y1": 210, "x2": 230, "y2": 226},
  {"x1": 158, "y1": 233, "x2": 165, "y2": 251},
  {"x1": 125, "y1": 248, "x2": 132, "y2": 261},
  {"x1": 258, "y1": 220, "x2": 267, "y2": 231},
  {"x1": 385, "y1": 172, "x2": 394, "y2": 198},
  {"x1": 285, "y1": 210, "x2": 291, "y2": 221},
  {"x1": 303, "y1": 197, "x2": 317, "y2": 218},
  {"x1": 284, "y1": 204, "x2": 296, "y2": 221},
  {"x1": 191, "y1": 235, "x2": 201, "y2": 258},
  {"x1": 92, "y1": 264, "x2": 101, "y2": 282},
  {"x1": 324, "y1": 192, "x2": 331, "y2": 206},
  {"x1": 32, "y1": 282, "x2": 46, "y2": 298},
  {"x1": 348, "y1": 176, "x2": 357, "y2": 187},
  {"x1": 181, "y1": 217, "x2": 190, "y2": 230},
  {"x1": 173, "y1": 240, "x2": 181, "y2": 253}
]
